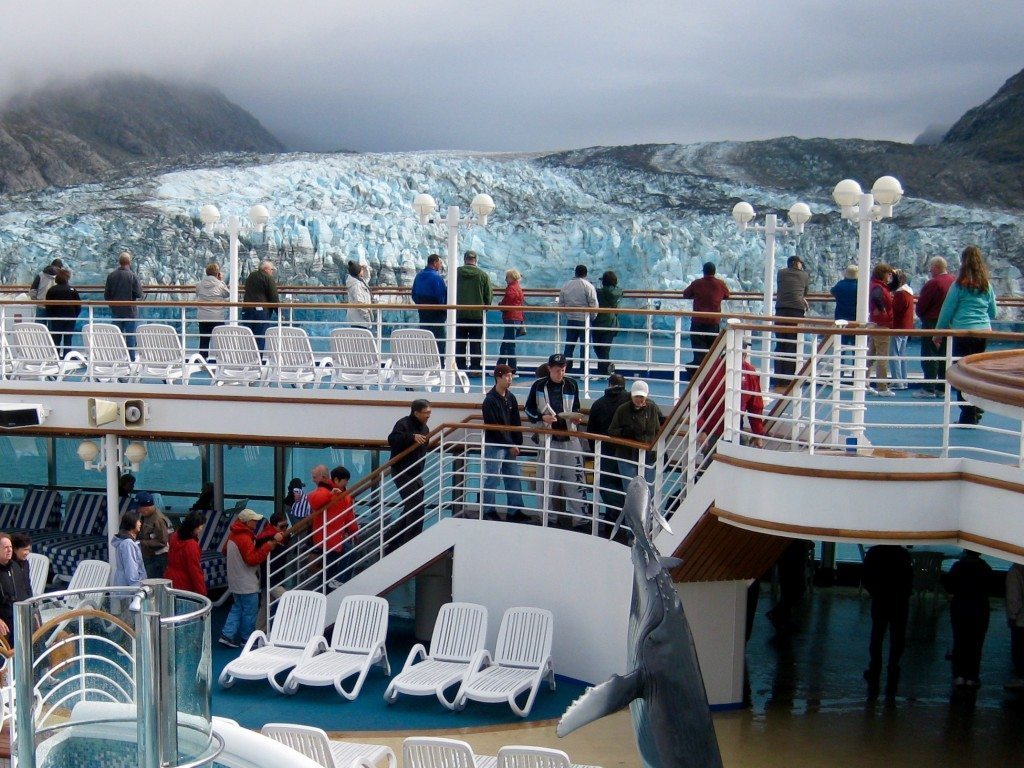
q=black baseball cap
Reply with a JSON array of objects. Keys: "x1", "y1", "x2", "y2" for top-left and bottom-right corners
[{"x1": 547, "y1": 354, "x2": 567, "y2": 367}]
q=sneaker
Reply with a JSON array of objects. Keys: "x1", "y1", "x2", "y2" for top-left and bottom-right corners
[
  {"x1": 218, "y1": 635, "x2": 239, "y2": 649},
  {"x1": 327, "y1": 579, "x2": 343, "y2": 590},
  {"x1": 875, "y1": 389, "x2": 896, "y2": 397},
  {"x1": 866, "y1": 386, "x2": 879, "y2": 395},
  {"x1": 913, "y1": 389, "x2": 934, "y2": 399}
]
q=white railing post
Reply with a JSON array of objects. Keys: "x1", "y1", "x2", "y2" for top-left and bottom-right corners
[
  {"x1": 540, "y1": 433, "x2": 552, "y2": 527},
  {"x1": 723, "y1": 320, "x2": 743, "y2": 444},
  {"x1": 673, "y1": 316, "x2": 683, "y2": 401}
]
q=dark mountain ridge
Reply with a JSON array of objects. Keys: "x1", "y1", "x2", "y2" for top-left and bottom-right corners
[{"x1": 0, "y1": 74, "x2": 283, "y2": 194}]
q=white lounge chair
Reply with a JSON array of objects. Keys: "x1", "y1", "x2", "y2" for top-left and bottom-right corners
[
  {"x1": 8, "y1": 322, "x2": 85, "y2": 380},
  {"x1": 403, "y1": 737, "x2": 480, "y2": 768},
  {"x1": 27, "y1": 551, "x2": 50, "y2": 596},
  {"x1": 262, "y1": 723, "x2": 396, "y2": 768},
  {"x1": 209, "y1": 325, "x2": 267, "y2": 386},
  {"x1": 218, "y1": 589, "x2": 326, "y2": 693},
  {"x1": 36, "y1": 558, "x2": 110, "y2": 642},
  {"x1": 283, "y1": 594, "x2": 390, "y2": 698},
  {"x1": 483, "y1": 746, "x2": 602, "y2": 768},
  {"x1": 265, "y1": 326, "x2": 333, "y2": 388},
  {"x1": 328, "y1": 327, "x2": 393, "y2": 389},
  {"x1": 82, "y1": 323, "x2": 135, "y2": 381},
  {"x1": 133, "y1": 323, "x2": 210, "y2": 384},
  {"x1": 390, "y1": 329, "x2": 470, "y2": 393},
  {"x1": 455, "y1": 606, "x2": 555, "y2": 717},
  {"x1": 383, "y1": 601, "x2": 487, "y2": 708}
]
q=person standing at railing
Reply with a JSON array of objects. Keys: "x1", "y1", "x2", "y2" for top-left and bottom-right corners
[
  {"x1": 387, "y1": 399, "x2": 432, "y2": 549},
  {"x1": 195, "y1": 262, "x2": 229, "y2": 359},
  {"x1": 482, "y1": 364, "x2": 528, "y2": 522},
  {"x1": 455, "y1": 250, "x2": 493, "y2": 375},
  {"x1": 889, "y1": 269, "x2": 915, "y2": 390},
  {"x1": 242, "y1": 260, "x2": 279, "y2": 353},
  {"x1": 345, "y1": 260, "x2": 375, "y2": 330},
  {"x1": 830, "y1": 265, "x2": 859, "y2": 324},
  {"x1": 773, "y1": 256, "x2": 810, "y2": 390},
  {"x1": 587, "y1": 373, "x2": 631, "y2": 518},
  {"x1": 915, "y1": 256, "x2": 955, "y2": 398},
  {"x1": 412, "y1": 254, "x2": 448, "y2": 357},
  {"x1": 525, "y1": 354, "x2": 589, "y2": 528},
  {"x1": 104, "y1": 251, "x2": 145, "y2": 357},
  {"x1": 45, "y1": 268, "x2": 82, "y2": 359},
  {"x1": 593, "y1": 270, "x2": 623, "y2": 376},
  {"x1": 31, "y1": 257, "x2": 63, "y2": 329},
  {"x1": 867, "y1": 263, "x2": 895, "y2": 397},
  {"x1": 682, "y1": 262, "x2": 730, "y2": 374},
  {"x1": 608, "y1": 380, "x2": 664, "y2": 485},
  {"x1": 497, "y1": 268, "x2": 525, "y2": 373},
  {"x1": 558, "y1": 265, "x2": 598, "y2": 373},
  {"x1": 934, "y1": 245, "x2": 997, "y2": 425}
]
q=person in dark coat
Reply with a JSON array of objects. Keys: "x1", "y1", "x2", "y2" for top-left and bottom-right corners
[
  {"x1": 387, "y1": 399, "x2": 432, "y2": 549},
  {"x1": 947, "y1": 550, "x2": 994, "y2": 688},
  {"x1": 45, "y1": 268, "x2": 82, "y2": 358},
  {"x1": 862, "y1": 545, "x2": 913, "y2": 699},
  {"x1": 0, "y1": 535, "x2": 31, "y2": 648},
  {"x1": 587, "y1": 373, "x2": 631, "y2": 517}
]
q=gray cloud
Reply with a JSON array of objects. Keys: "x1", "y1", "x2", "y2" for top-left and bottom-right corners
[{"x1": 2, "y1": 0, "x2": 1021, "y2": 152}]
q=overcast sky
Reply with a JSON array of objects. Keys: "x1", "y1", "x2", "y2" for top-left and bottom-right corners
[{"x1": 2, "y1": 1, "x2": 1022, "y2": 153}]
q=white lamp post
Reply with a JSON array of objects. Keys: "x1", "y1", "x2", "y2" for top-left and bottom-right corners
[
  {"x1": 199, "y1": 204, "x2": 272, "y2": 324},
  {"x1": 411, "y1": 192, "x2": 495, "y2": 387},
  {"x1": 732, "y1": 201, "x2": 812, "y2": 379},
  {"x1": 831, "y1": 175, "x2": 903, "y2": 440},
  {"x1": 78, "y1": 435, "x2": 149, "y2": 570}
]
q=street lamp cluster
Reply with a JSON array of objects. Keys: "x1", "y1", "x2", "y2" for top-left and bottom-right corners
[
  {"x1": 199, "y1": 204, "x2": 272, "y2": 324},
  {"x1": 411, "y1": 193, "x2": 496, "y2": 384}
]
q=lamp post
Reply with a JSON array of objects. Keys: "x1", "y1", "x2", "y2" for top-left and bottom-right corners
[
  {"x1": 198, "y1": 204, "x2": 272, "y2": 324},
  {"x1": 831, "y1": 175, "x2": 903, "y2": 440},
  {"x1": 78, "y1": 436, "x2": 149, "y2": 570},
  {"x1": 732, "y1": 201, "x2": 812, "y2": 380},
  {"x1": 411, "y1": 192, "x2": 496, "y2": 387}
]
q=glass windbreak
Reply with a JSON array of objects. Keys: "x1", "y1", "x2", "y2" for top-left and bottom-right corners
[
  {"x1": 0, "y1": 436, "x2": 52, "y2": 496},
  {"x1": 224, "y1": 444, "x2": 275, "y2": 516}
]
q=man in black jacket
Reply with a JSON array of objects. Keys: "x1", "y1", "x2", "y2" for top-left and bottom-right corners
[
  {"x1": 587, "y1": 374, "x2": 631, "y2": 516},
  {"x1": 482, "y1": 365, "x2": 527, "y2": 522},
  {"x1": 0, "y1": 535, "x2": 30, "y2": 648},
  {"x1": 387, "y1": 399, "x2": 431, "y2": 548}
]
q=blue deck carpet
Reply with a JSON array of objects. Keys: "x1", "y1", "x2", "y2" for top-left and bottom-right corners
[{"x1": 210, "y1": 611, "x2": 588, "y2": 732}]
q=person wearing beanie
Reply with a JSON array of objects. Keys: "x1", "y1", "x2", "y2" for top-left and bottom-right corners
[{"x1": 608, "y1": 379, "x2": 664, "y2": 482}]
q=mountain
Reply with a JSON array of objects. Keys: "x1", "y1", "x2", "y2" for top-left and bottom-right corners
[
  {"x1": 942, "y1": 68, "x2": 1024, "y2": 164},
  {"x1": 0, "y1": 74, "x2": 284, "y2": 194}
]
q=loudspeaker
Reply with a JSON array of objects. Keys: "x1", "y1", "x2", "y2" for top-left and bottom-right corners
[
  {"x1": 0, "y1": 404, "x2": 47, "y2": 429},
  {"x1": 87, "y1": 398, "x2": 120, "y2": 427},
  {"x1": 121, "y1": 399, "x2": 148, "y2": 428}
]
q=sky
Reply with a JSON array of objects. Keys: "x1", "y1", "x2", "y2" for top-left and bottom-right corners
[{"x1": 2, "y1": 1, "x2": 1022, "y2": 153}]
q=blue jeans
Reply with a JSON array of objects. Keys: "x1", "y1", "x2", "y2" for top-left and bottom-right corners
[
  {"x1": 222, "y1": 591, "x2": 259, "y2": 642},
  {"x1": 564, "y1": 320, "x2": 586, "y2": 369},
  {"x1": 498, "y1": 322, "x2": 521, "y2": 371},
  {"x1": 241, "y1": 308, "x2": 271, "y2": 351},
  {"x1": 891, "y1": 335, "x2": 908, "y2": 382},
  {"x1": 482, "y1": 444, "x2": 525, "y2": 516},
  {"x1": 111, "y1": 317, "x2": 137, "y2": 358}
]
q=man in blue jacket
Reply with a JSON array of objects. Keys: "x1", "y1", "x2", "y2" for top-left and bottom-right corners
[
  {"x1": 482, "y1": 364, "x2": 527, "y2": 522},
  {"x1": 411, "y1": 254, "x2": 448, "y2": 356}
]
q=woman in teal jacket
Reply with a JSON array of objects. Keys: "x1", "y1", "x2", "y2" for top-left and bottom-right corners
[{"x1": 934, "y1": 245, "x2": 997, "y2": 424}]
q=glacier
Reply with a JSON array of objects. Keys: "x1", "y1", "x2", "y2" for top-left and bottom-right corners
[{"x1": 0, "y1": 150, "x2": 1021, "y2": 316}]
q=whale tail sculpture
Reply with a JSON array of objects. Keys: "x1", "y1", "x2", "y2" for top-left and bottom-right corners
[{"x1": 557, "y1": 477, "x2": 724, "y2": 768}]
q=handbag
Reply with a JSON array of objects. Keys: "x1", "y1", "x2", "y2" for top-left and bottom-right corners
[{"x1": 515, "y1": 325, "x2": 527, "y2": 337}]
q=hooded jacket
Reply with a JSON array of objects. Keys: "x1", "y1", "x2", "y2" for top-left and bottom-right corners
[
  {"x1": 224, "y1": 519, "x2": 275, "y2": 594},
  {"x1": 164, "y1": 531, "x2": 207, "y2": 595},
  {"x1": 345, "y1": 273, "x2": 374, "y2": 326},
  {"x1": 195, "y1": 274, "x2": 230, "y2": 321},
  {"x1": 111, "y1": 532, "x2": 146, "y2": 587}
]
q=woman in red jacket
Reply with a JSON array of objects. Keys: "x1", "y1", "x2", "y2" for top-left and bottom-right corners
[
  {"x1": 164, "y1": 511, "x2": 207, "y2": 596},
  {"x1": 867, "y1": 263, "x2": 895, "y2": 396},
  {"x1": 889, "y1": 269, "x2": 915, "y2": 389},
  {"x1": 497, "y1": 268, "x2": 525, "y2": 373}
]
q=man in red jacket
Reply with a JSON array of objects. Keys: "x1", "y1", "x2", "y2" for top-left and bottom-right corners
[
  {"x1": 682, "y1": 262, "x2": 730, "y2": 372},
  {"x1": 219, "y1": 509, "x2": 282, "y2": 648},
  {"x1": 306, "y1": 465, "x2": 358, "y2": 589},
  {"x1": 915, "y1": 256, "x2": 955, "y2": 397}
]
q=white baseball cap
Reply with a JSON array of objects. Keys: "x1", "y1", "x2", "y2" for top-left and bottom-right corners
[{"x1": 631, "y1": 380, "x2": 649, "y2": 397}]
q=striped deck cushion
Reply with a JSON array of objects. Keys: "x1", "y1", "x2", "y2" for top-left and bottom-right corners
[
  {"x1": 198, "y1": 509, "x2": 231, "y2": 552},
  {"x1": 0, "y1": 502, "x2": 19, "y2": 529},
  {"x1": 37, "y1": 534, "x2": 107, "y2": 582},
  {"x1": 62, "y1": 492, "x2": 108, "y2": 536},
  {"x1": 200, "y1": 550, "x2": 227, "y2": 590},
  {"x1": 12, "y1": 488, "x2": 63, "y2": 531}
]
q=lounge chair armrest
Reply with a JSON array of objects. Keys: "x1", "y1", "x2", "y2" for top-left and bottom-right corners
[
  {"x1": 400, "y1": 643, "x2": 428, "y2": 671},
  {"x1": 241, "y1": 631, "x2": 267, "y2": 653}
]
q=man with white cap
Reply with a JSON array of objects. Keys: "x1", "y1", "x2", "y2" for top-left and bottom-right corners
[
  {"x1": 608, "y1": 379, "x2": 664, "y2": 482},
  {"x1": 219, "y1": 508, "x2": 283, "y2": 649}
]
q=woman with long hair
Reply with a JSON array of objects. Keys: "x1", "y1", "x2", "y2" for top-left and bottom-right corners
[
  {"x1": 889, "y1": 269, "x2": 914, "y2": 389},
  {"x1": 867, "y1": 263, "x2": 895, "y2": 396},
  {"x1": 164, "y1": 511, "x2": 207, "y2": 595},
  {"x1": 111, "y1": 510, "x2": 145, "y2": 587},
  {"x1": 345, "y1": 260, "x2": 374, "y2": 329},
  {"x1": 935, "y1": 245, "x2": 997, "y2": 424},
  {"x1": 497, "y1": 268, "x2": 525, "y2": 373}
]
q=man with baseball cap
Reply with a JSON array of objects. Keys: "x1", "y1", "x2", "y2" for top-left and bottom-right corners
[
  {"x1": 220, "y1": 508, "x2": 283, "y2": 648},
  {"x1": 482, "y1": 364, "x2": 528, "y2": 522},
  {"x1": 608, "y1": 379, "x2": 664, "y2": 483},
  {"x1": 525, "y1": 353, "x2": 589, "y2": 527},
  {"x1": 137, "y1": 491, "x2": 170, "y2": 578}
]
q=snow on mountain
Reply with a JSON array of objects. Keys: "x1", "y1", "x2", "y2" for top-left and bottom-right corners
[{"x1": 0, "y1": 150, "x2": 1022, "y2": 314}]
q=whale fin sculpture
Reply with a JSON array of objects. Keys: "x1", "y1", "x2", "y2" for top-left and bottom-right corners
[{"x1": 557, "y1": 477, "x2": 724, "y2": 768}]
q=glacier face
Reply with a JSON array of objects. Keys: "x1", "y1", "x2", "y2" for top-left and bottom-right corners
[{"x1": 0, "y1": 150, "x2": 1021, "y2": 311}]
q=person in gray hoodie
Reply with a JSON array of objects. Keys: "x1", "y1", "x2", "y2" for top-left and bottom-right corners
[
  {"x1": 111, "y1": 510, "x2": 146, "y2": 588},
  {"x1": 195, "y1": 262, "x2": 230, "y2": 359}
]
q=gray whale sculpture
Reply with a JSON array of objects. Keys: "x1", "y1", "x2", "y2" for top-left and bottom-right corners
[{"x1": 557, "y1": 477, "x2": 724, "y2": 768}]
